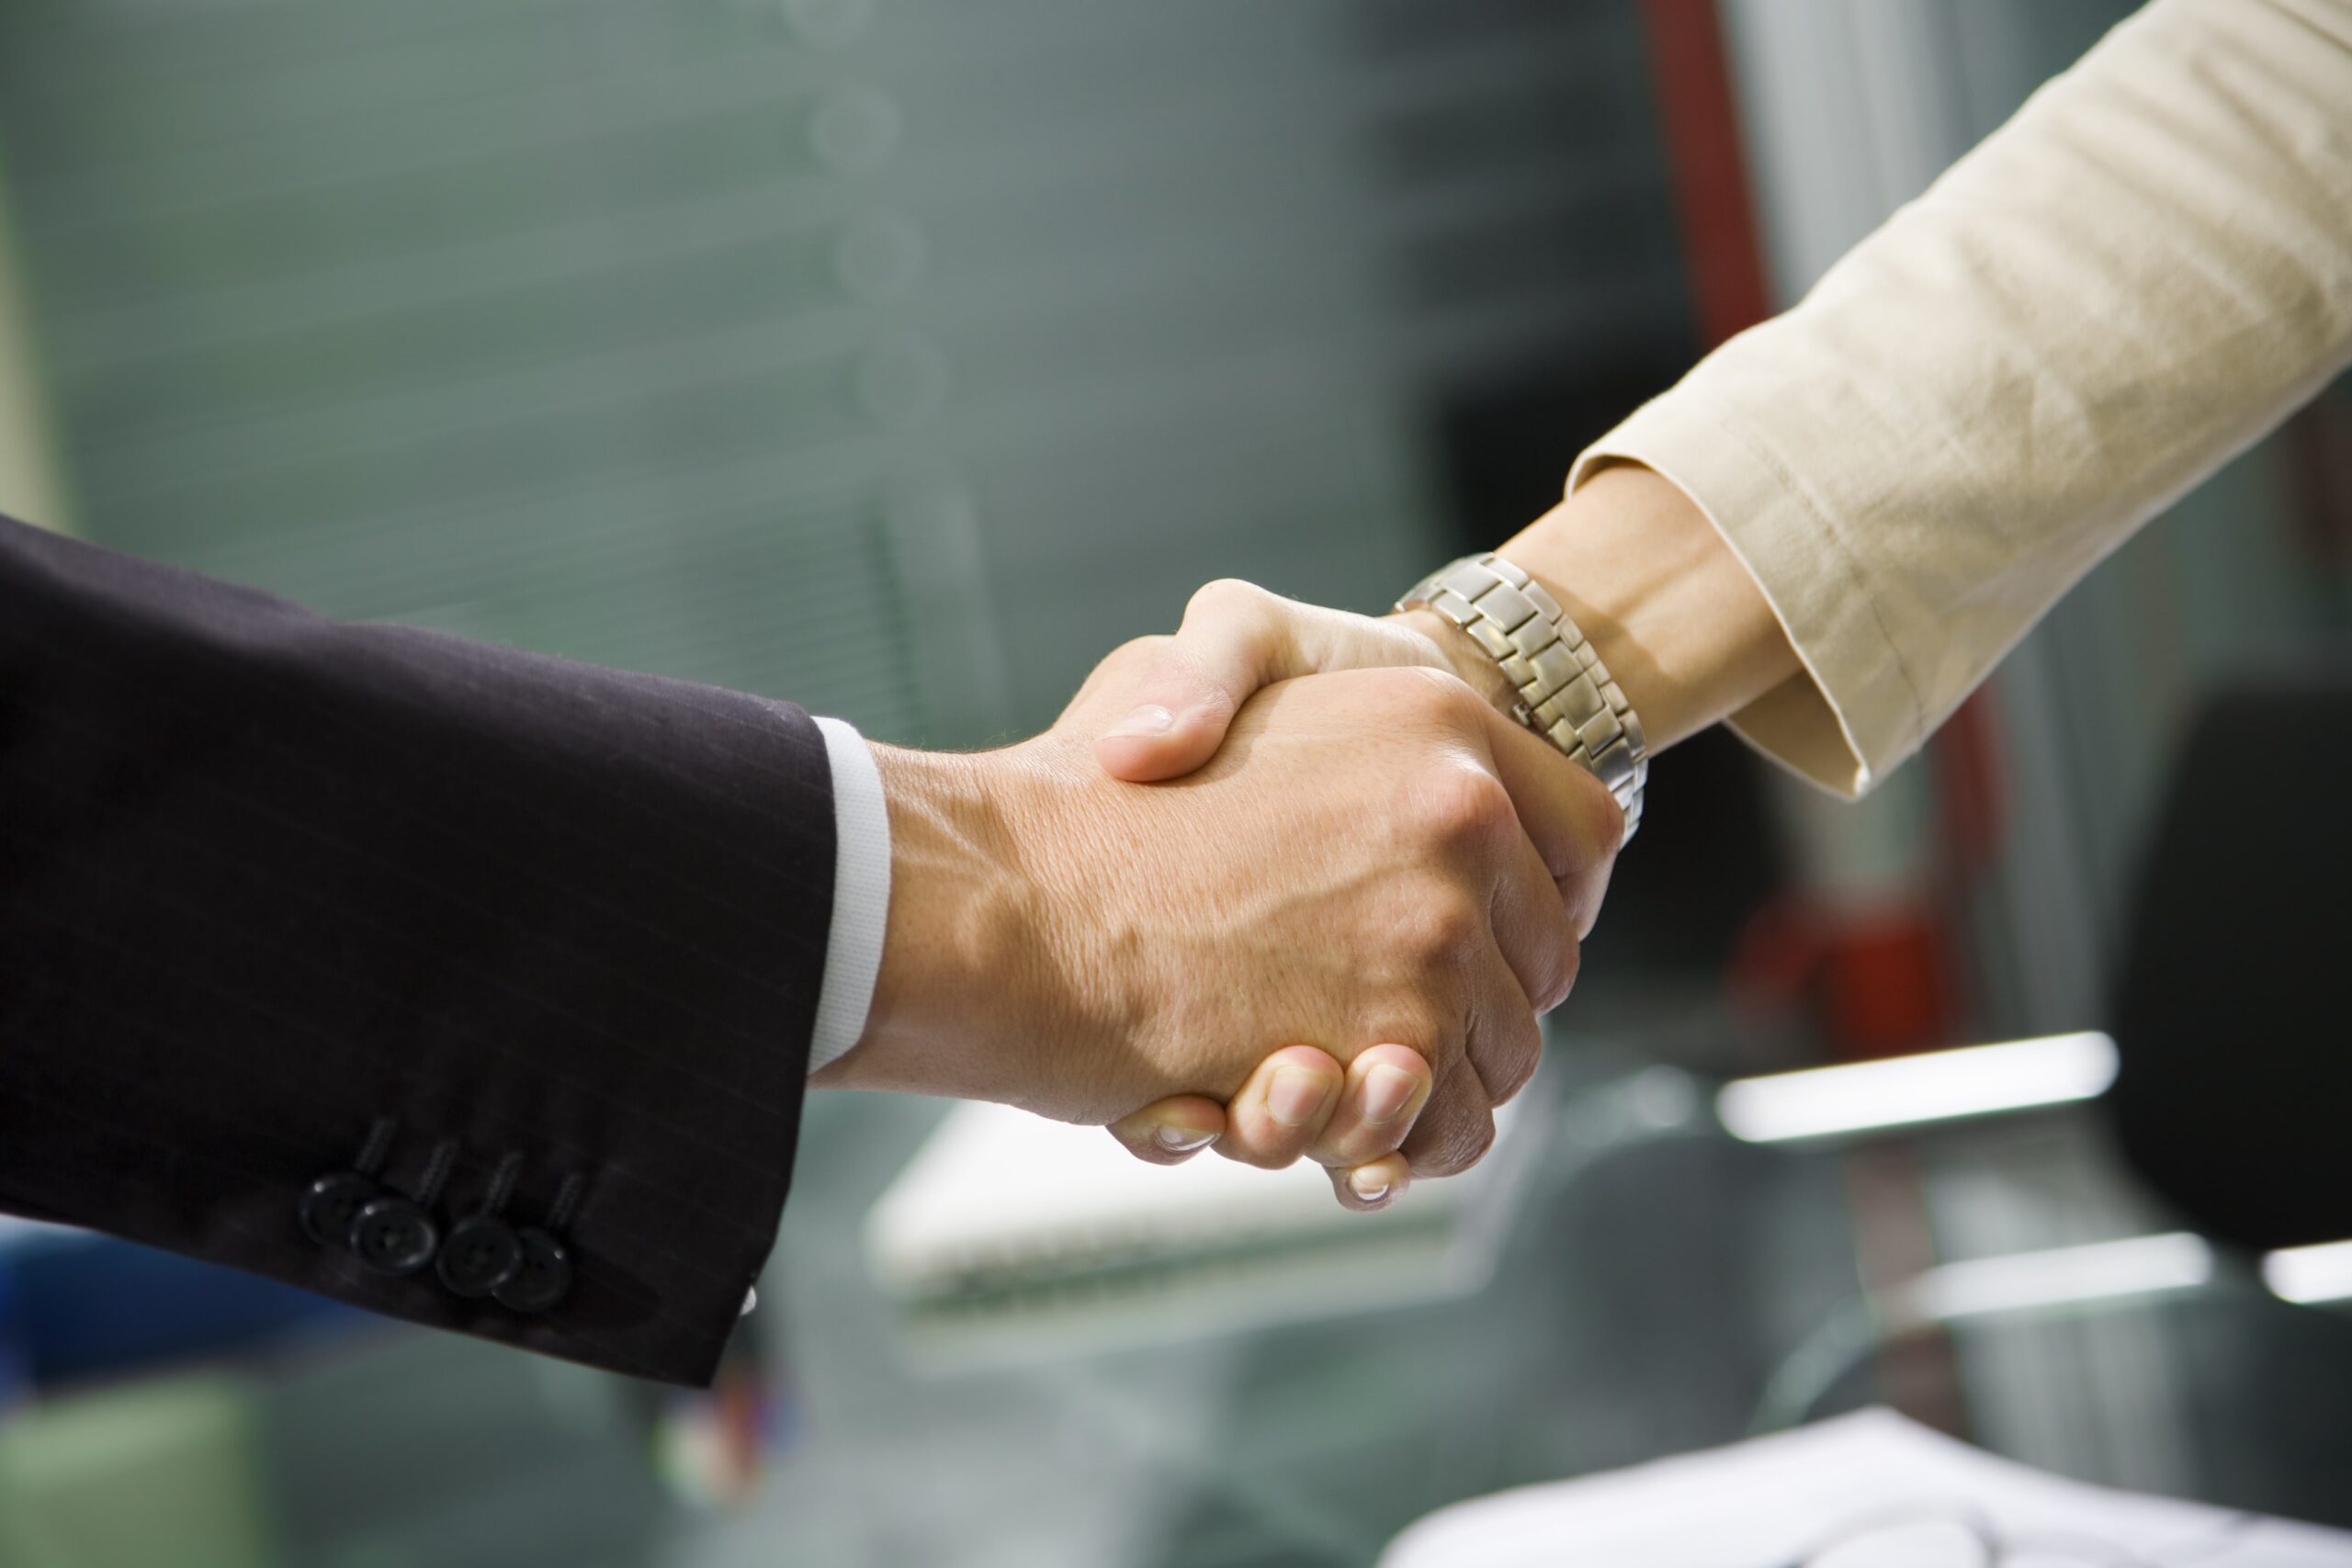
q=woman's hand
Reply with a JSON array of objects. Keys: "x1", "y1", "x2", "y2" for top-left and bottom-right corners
[
  {"x1": 1091, "y1": 579, "x2": 1516, "y2": 784},
  {"x1": 1095, "y1": 468, "x2": 1805, "y2": 792}
]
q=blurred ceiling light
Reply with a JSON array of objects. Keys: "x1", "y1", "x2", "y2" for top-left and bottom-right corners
[
  {"x1": 1898, "y1": 1233, "x2": 2213, "y2": 1325},
  {"x1": 2261, "y1": 1239, "x2": 2352, "y2": 1304},
  {"x1": 1715, "y1": 1032, "x2": 2119, "y2": 1145}
]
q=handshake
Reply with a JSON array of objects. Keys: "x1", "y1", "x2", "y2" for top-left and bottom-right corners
[{"x1": 815, "y1": 579, "x2": 1628, "y2": 1213}]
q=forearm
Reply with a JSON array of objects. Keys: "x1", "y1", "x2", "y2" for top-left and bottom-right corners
[
  {"x1": 811, "y1": 743, "x2": 1081, "y2": 1107},
  {"x1": 1502, "y1": 464, "x2": 1796, "y2": 751},
  {"x1": 1552, "y1": 0, "x2": 2352, "y2": 794}
]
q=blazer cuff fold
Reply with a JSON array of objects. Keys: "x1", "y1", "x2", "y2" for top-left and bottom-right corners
[{"x1": 1570, "y1": 399, "x2": 1929, "y2": 800}]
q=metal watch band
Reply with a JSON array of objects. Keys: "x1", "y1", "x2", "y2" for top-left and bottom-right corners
[{"x1": 1396, "y1": 552, "x2": 1647, "y2": 843}]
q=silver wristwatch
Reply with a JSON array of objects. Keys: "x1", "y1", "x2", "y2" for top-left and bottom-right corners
[{"x1": 1396, "y1": 553, "x2": 1648, "y2": 843}]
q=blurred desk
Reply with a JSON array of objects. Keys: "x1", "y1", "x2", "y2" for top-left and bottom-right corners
[
  {"x1": 706, "y1": 1018, "x2": 2352, "y2": 1568},
  {"x1": 6, "y1": 1021, "x2": 2346, "y2": 1568}
]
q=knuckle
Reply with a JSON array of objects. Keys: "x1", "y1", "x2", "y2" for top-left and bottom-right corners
[
  {"x1": 1400, "y1": 895, "x2": 1483, "y2": 966},
  {"x1": 1413, "y1": 766, "x2": 1513, "y2": 852},
  {"x1": 1184, "y1": 577, "x2": 1266, "y2": 624}
]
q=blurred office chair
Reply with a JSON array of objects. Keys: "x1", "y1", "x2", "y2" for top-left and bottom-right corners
[
  {"x1": 1728, "y1": 667, "x2": 2352, "y2": 1437},
  {"x1": 2107, "y1": 666, "x2": 2352, "y2": 1253}
]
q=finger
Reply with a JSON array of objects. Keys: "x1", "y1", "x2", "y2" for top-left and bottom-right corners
[
  {"x1": 1463, "y1": 942, "x2": 1546, "y2": 1111},
  {"x1": 1105, "y1": 1094, "x2": 1227, "y2": 1166},
  {"x1": 1403, "y1": 1048, "x2": 1497, "y2": 1179},
  {"x1": 1471, "y1": 700, "x2": 1626, "y2": 938},
  {"x1": 1329, "y1": 1151, "x2": 1412, "y2": 1213},
  {"x1": 1094, "y1": 580, "x2": 1293, "y2": 783},
  {"x1": 1309, "y1": 1043, "x2": 1433, "y2": 1168},
  {"x1": 1486, "y1": 816, "x2": 1584, "y2": 1016},
  {"x1": 1216, "y1": 1043, "x2": 1347, "y2": 1169},
  {"x1": 1094, "y1": 581, "x2": 1459, "y2": 784}
]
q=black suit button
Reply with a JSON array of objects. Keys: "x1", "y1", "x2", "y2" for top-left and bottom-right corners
[
  {"x1": 348, "y1": 1196, "x2": 440, "y2": 1275},
  {"x1": 300, "y1": 1172, "x2": 379, "y2": 1247},
  {"x1": 436, "y1": 1215, "x2": 523, "y2": 1298},
  {"x1": 493, "y1": 1227, "x2": 571, "y2": 1314}
]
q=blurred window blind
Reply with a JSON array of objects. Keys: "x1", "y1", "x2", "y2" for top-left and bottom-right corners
[{"x1": 0, "y1": 0, "x2": 1688, "y2": 742}]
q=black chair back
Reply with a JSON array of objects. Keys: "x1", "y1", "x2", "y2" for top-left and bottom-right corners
[{"x1": 2109, "y1": 665, "x2": 2352, "y2": 1250}]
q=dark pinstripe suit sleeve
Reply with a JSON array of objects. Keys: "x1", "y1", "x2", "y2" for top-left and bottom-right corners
[{"x1": 0, "y1": 513, "x2": 831, "y2": 1387}]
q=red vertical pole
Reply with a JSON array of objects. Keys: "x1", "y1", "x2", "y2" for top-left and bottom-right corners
[{"x1": 1638, "y1": 0, "x2": 1774, "y2": 346}]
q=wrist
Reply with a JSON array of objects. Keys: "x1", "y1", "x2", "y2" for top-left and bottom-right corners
[
  {"x1": 1498, "y1": 464, "x2": 1796, "y2": 752},
  {"x1": 1389, "y1": 605, "x2": 1523, "y2": 716},
  {"x1": 815, "y1": 744, "x2": 1029, "y2": 1100},
  {"x1": 816, "y1": 741, "x2": 1125, "y2": 1111}
]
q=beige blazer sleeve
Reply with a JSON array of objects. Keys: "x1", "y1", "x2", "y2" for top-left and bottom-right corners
[{"x1": 1572, "y1": 0, "x2": 2352, "y2": 798}]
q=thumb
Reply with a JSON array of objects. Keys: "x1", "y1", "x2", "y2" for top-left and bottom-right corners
[
  {"x1": 1093, "y1": 579, "x2": 1286, "y2": 783},
  {"x1": 1106, "y1": 1094, "x2": 1227, "y2": 1166},
  {"x1": 1094, "y1": 580, "x2": 1460, "y2": 783}
]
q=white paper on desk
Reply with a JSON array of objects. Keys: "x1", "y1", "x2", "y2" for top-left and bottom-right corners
[{"x1": 1382, "y1": 1408, "x2": 2352, "y2": 1568}]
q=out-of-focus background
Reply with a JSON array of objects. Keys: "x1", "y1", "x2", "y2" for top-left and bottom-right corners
[{"x1": 1, "y1": 3, "x2": 2346, "y2": 1565}]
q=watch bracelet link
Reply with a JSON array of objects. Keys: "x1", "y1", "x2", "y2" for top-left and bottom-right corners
[{"x1": 1395, "y1": 552, "x2": 1647, "y2": 844}]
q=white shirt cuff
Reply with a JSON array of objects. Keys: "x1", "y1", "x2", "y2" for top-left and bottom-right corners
[{"x1": 808, "y1": 716, "x2": 890, "y2": 1076}]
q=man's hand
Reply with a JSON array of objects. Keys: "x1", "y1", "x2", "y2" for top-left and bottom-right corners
[
  {"x1": 812, "y1": 642, "x2": 1623, "y2": 1205},
  {"x1": 1085, "y1": 581, "x2": 1558, "y2": 1197},
  {"x1": 1069, "y1": 465, "x2": 1807, "y2": 1201}
]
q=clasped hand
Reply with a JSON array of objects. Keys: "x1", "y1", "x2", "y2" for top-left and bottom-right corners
[{"x1": 819, "y1": 584, "x2": 1622, "y2": 1211}]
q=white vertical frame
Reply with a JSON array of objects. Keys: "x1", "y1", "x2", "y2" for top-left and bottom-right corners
[
  {"x1": 0, "y1": 144, "x2": 73, "y2": 534},
  {"x1": 1714, "y1": 0, "x2": 2186, "y2": 1495}
]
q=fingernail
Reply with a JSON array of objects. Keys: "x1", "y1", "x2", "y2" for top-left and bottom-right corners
[
  {"x1": 1153, "y1": 1124, "x2": 1217, "y2": 1154},
  {"x1": 1349, "y1": 1169, "x2": 1392, "y2": 1204},
  {"x1": 1104, "y1": 705, "x2": 1174, "y2": 739},
  {"x1": 1360, "y1": 1065, "x2": 1418, "y2": 1124},
  {"x1": 1268, "y1": 1066, "x2": 1333, "y2": 1128}
]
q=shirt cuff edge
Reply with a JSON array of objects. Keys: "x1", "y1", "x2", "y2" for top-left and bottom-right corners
[{"x1": 808, "y1": 716, "x2": 890, "y2": 1076}]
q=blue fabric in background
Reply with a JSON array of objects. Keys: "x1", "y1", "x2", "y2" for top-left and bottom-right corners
[
  {"x1": 0, "y1": 1261, "x2": 29, "y2": 1412},
  {"x1": 2, "y1": 1230, "x2": 362, "y2": 1388}
]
